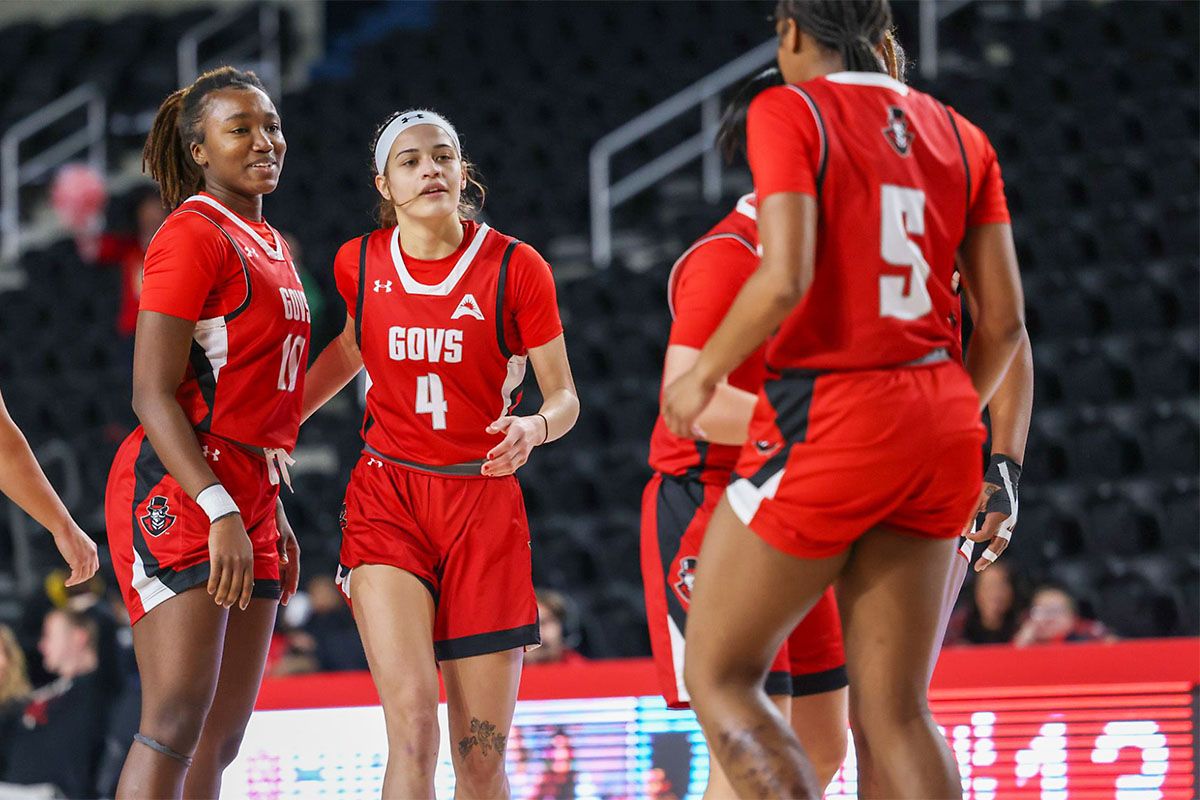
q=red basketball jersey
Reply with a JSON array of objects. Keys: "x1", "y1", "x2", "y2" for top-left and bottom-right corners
[
  {"x1": 139, "y1": 193, "x2": 310, "y2": 450},
  {"x1": 648, "y1": 195, "x2": 768, "y2": 482},
  {"x1": 747, "y1": 72, "x2": 1010, "y2": 372},
  {"x1": 334, "y1": 220, "x2": 563, "y2": 468}
]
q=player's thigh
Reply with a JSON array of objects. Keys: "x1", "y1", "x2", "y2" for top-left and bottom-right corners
[
  {"x1": 195, "y1": 597, "x2": 277, "y2": 743},
  {"x1": 686, "y1": 497, "x2": 847, "y2": 685},
  {"x1": 349, "y1": 564, "x2": 439, "y2": 715},
  {"x1": 441, "y1": 647, "x2": 523, "y2": 763},
  {"x1": 838, "y1": 527, "x2": 959, "y2": 706}
]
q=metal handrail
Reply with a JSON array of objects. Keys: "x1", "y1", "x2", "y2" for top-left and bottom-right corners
[
  {"x1": 589, "y1": 38, "x2": 777, "y2": 268},
  {"x1": 0, "y1": 84, "x2": 106, "y2": 264},
  {"x1": 179, "y1": 3, "x2": 282, "y2": 100}
]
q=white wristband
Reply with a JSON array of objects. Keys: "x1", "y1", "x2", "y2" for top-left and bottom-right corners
[{"x1": 196, "y1": 484, "x2": 240, "y2": 523}]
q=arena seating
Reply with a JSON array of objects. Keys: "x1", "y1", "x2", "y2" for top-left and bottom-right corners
[{"x1": 0, "y1": 0, "x2": 1195, "y2": 653}]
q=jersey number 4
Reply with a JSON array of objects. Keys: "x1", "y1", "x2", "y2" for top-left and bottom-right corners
[
  {"x1": 277, "y1": 334, "x2": 306, "y2": 392},
  {"x1": 416, "y1": 373, "x2": 448, "y2": 430},
  {"x1": 879, "y1": 184, "x2": 933, "y2": 320}
]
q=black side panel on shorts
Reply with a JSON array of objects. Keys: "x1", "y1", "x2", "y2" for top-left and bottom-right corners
[
  {"x1": 764, "y1": 374, "x2": 817, "y2": 444},
  {"x1": 494, "y1": 239, "x2": 520, "y2": 359},
  {"x1": 655, "y1": 475, "x2": 707, "y2": 636},
  {"x1": 130, "y1": 438, "x2": 209, "y2": 595}
]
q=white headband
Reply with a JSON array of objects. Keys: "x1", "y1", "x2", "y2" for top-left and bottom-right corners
[{"x1": 374, "y1": 110, "x2": 461, "y2": 174}]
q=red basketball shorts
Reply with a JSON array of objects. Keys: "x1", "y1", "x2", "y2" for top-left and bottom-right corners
[
  {"x1": 640, "y1": 472, "x2": 846, "y2": 708},
  {"x1": 728, "y1": 360, "x2": 986, "y2": 559},
  {"x1": 105, "y1": 427, "x2": 282, "y2": 625},
  {"x1": 336, "y1": 453, "x2": 538, "y2": 661}
]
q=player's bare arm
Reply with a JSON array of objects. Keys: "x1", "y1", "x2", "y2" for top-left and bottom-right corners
[
  {"x1": 301, "y1": 311, "x2": 363, "y2": 424},
  {"x1": 0, "y1": 386, "x2": 99, "y2": 585},
  {"x1": 662, "y1": 192, "x2": 816, "y2": 437},
  {"x1": 133, "y1": 309, "x2": 254, "y2": 610},
  {"x1": 483, "y1": 333, "x2": 578, "y2": 477},
  {"x1": 957, "y1": 223, "x2": 1025, "y2": 410},
  {"x1": 661, "y1": 344, "x2": 758, "y2": 443}
]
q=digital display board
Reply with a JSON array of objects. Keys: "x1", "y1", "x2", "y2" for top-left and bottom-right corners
[{"x1": 228, "y1": 681, "x2": 1196, "y2": 799}]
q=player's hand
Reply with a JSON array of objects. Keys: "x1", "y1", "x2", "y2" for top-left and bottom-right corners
[
  {"x1": 661, "y1": 368, "x2": 717, "y2": 439},
  {"x1": 52, "y1": 521, "x2": 99, "y2": 587},
  {"x1": 965, "y1": 454, "x2": 1021, "y2": 572},
  {"x1": 275, "y1": 498, "x2": 300, "y2": 607},
  {"x1": 207, "y1": 514, "x2": 254, "y2": 610},
  {"x1": 482, "y1": 415, "x2": 543, "y2": 476}
]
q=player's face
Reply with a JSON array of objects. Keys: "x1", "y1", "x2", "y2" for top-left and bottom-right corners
[
  {"x1": 192, "y1": 87, "x2": 286, "y2": 200},
  {"x1": 1028, "y1": 589, "x2": 1076, "y2": 641},
  {"x1": 375, "y1": 124, "x2": 464, "y2": 224}
]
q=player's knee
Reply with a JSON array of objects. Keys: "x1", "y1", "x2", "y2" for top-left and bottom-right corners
[
  {"x1": 198, "y1": 725, "x2": 250, "y2": 769},
  {"x1": 380, "y1": 692, "x2": 440, "y2": 763},
  {"x1": 806, "y1": 725, "x2": 849, "y2": 787},
  {"x1": 849, "y1": 685, "x2": 927, "y2": 736},
  {"x1": 454, "y1": 751, "x2": 508, "y2": 795},
  {"x1": 140, "y1": 699, "x2": 208, "y2": 756}
]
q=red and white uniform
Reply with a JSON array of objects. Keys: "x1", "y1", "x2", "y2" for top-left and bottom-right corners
[
  {"x1": 333, "y1": 220, "x2": 564, "y2": 660},
  {"x1": 106, "y1": 193, "x2": 310, "y2": 623},
  {"x1": 641, "y1": 196, "x2": 846, "y2": 709},
  {"x1": 729, "y1": 72, "x2": 1010, "y2": 558}
]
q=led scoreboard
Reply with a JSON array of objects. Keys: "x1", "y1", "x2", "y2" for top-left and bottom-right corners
[{"x1": 230, "y1": 639, "x2": 1198, "y2": 798}]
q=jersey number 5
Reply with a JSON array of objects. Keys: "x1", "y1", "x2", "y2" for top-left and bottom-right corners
[
  {"x1": 277, "y1": 334, "x2": 306, "y2": 392},
  {"x1": 879, "y1": 184, "x2": 933, "y2": 320},
  {"x1": 416, "y1": 374, "x2": 448, "y2": 430}
]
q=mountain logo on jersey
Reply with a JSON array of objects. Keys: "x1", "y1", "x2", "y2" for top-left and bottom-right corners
[
  {"x1": 451, "y1": 293, "x2": 485, "y2": 321},
  {"x1": 140, "y1": 496, "x2": 176, "y2": 538},
  {"x1": 883, "y1": 106, "x2": 915, "y2": 156},
  {"x1": 673, "y1": 556, "x2": 698, "y2": 604}
]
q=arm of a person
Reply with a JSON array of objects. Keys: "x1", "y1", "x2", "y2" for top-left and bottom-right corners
[
  {"x1": 662, "y1": 193, "x2": 816, "y2": 436},
  {"x1": 965, "y1": 284, "x2": 1033, "y2": 463},
  {"x1": 132, "y1": 311, "x2": 254, "y2": 609},
  {"x1": 301, "y1": 313, "x2": 363, "y2": 424},
  {"x1": 957, "y1": 223, "x2": 1025, "y2": 411},
  {"x1": 661, "y1": 345, "x2": 758, "y2": 445},
  {"x1": 0, "y1": 389, "x2": 98, "y2": 585},
  {"x1": 483, "y1": 334, "x2": 580, "y2": 477}
]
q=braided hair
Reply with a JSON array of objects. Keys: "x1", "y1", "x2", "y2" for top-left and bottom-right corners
[
  {"x1": 142, "y1": 67, "x2": 270, "y2": 209},
  {"x1": 775, "y1": 0, "x2": 894, "y2": 73}
]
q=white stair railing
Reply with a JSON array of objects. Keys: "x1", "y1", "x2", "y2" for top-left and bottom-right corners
[
  {"x1": 589, "y1": 38, "x2": 776, "y2": 269},
  {"x1": 0, "y1": 84, "x2": 106, "y2": 265},
  {"x1": 179, "y1": 3, "x2": 283, "y2": 101}
]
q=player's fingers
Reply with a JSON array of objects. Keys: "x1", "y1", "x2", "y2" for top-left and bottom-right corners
[
  {"x1": 238, "y1": 561, "x2": 255, "y2": 611},
  {"x1": 974, "y1": 537, "x2": 1010, "y2": 572},
  {"x1": 486, "y1": 416, "x2": 515, "y2": 435},
  {"x1": 212, "y1": 559, "x2": 233, "y2": 605},
  {"x1": 486, "y1": 427, "x2": 524, "y2": 461},
  {"x1": 967, "y1": 510, "x2": 1008, "y2": 542},
  {"x1": 64, "y1": 565, "x2": 85, "y2": 587}
]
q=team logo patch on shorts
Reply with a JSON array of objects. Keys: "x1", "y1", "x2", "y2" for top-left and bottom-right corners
[
  {"x1": 673, "y1": 556, "x2": 698, "y2": 605},
  {"x1": 140, "y1": 496, "x2": 176, "y2": 538},
  {"x1": 338, "y1": 503, "x2": 348, "y2": 530}
]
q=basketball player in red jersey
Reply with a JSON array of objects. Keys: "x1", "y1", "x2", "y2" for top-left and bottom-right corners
[
  {"x1": 663, "y1": 1, "x2": 1026, "y2": 796},
  {"x1": 301, "y1": 109, "x2": 578, "y2": 798},
  {"x1": 103, "y1": 67, "x2": 306, "y2": 799},
  {"x1": 0, "y1": 389, "x2": 99, "y2": 584}
]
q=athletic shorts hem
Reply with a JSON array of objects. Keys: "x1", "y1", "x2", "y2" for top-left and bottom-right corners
[
  {"x1": 434, "y1": 622, "x2": 540, "y2": 661},
  {"x1": 791, "y1": 665, "x2": 848, "y2": 697},
  {"x1": 764, "y1": 670, "x2": 794, "y2": 698},
  {"x1": 747, "y1": 514, "x2": 855, "y2": 560},
  {"x1": 131, "y1": 573, "x2": 281, "y2": 624}
]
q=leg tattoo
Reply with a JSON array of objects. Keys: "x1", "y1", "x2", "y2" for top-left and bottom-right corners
[
  {"x1": 715, "y1": 724, "x2": 820, "y2": 799},
  {"x1": 458, "y1": 717, "x2": 507, "y2": 759}
]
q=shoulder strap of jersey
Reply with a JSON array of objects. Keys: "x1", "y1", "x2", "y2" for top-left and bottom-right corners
[
  {"x1": 176, "y1": 207, "x2": 253, "y2": 321},
  {"x1": 783, "y1": 85, "x2": 828, "y2": 196},
  {"x1": 495, "y1": 239, "x2": 521, "y2": 359},
  {"x1": 666, "y1": 233, "x2": 756, "y2": 320},
  {"x1": 354, "y1": 234, "x2": 370, "y2": 349},
  {"x1": 938, "y1": 102, "x2": 972, "y2": 226}
]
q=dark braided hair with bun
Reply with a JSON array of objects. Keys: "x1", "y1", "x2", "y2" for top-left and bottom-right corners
[
  {"x1": 775, "y1": 0, "x2": 894, "y2": 73},
  {"x1": 143, "y1": 66, "x2": 270, "y2": 209}
]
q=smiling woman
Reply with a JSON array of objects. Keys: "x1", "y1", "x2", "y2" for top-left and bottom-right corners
[{"x1": 103, "y1": 66, "x2": 308, "y2": 800}]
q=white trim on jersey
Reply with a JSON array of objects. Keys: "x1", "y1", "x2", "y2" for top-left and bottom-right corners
[
  {"x1": 784, "y1": 86, "x2": 827, "y2": 183},
  {"x1": 130, "y1": 543, "x2": 175, "y2": 616},
  {"x1": 498, "y1": 355, "x2": 527, "y2": 416},
  {"x1": 183, "y1": 194, "x2": 287, "y2": 261},
  {"x1": 734, "y1": 192, "x2": 757, "y2": 221},
  {"x1": 389, "y1": 222, "x2": 491, "y2": 296},
  {"x1": 193, "y1": 317, "x2": 229, "y2": 382},
  {"x1": 667, "y1": 615, "x2": 690, "y2": 704},
  {"x1": 726, "y1": 468, "x2": 786, "y2": 527},
  {"x1": 665, "y1": 232, "x2": 757, "y2": 320},
  {"x1": 826, "y1": 70, "x2": 911, "y2": 96}
]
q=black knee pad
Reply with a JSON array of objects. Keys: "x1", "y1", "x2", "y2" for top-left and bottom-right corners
[{"x1": 134, "y1": 732, "x2": 194, "y2": 767}]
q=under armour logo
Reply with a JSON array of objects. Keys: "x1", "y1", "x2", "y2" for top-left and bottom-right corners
[
  {"x1": 201, "y1": 445, "x2": 221, "y2": 462},
  {"x1": 451, "y1": 292, "x2": 485, "y2": 321},
  {"x1": 373, "y1": 280, "x2": 393, "y2": 293},
  {"x1": 400, "y1": 113, "x2": 426, "y2": 124},
  {"x1": 243, "y1": 244, "x2": 257, "y2": 259},
  {"x1": 366, "y1": 457, "x2": 383, "y2": 468}
]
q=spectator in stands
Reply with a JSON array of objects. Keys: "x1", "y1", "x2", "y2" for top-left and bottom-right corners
[
  {"x1": 526, "y1": 589, "x2": 586, "y2": 665},
  {"x1": 285, "y1": 575, "x2": 367, "y2": 673},
  {"x1": 1, "y1": 608, "x2": 109, "y2": 798},
  {"x1": 0, "y1": 623, "x2": 32, "y2": 738},
  {"x1": 1013, "y1": 583, "x2": 1114, "y2": 646},
  {"x1": 944, "y1": 560, "x2": 1026, "y2": 645}
]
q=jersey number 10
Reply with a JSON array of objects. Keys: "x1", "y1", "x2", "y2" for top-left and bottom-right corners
[
  {"x1": 277, "y1": 334, "x2": 306, "y2": 392},
  {"x1": 879, "y1": 185, "x2": 933, "y2": 321}
]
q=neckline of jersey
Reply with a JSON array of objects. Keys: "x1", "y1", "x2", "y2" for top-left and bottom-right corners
[
  {"x1": 389, "y1": 220, "x2": 491, "y2": 296},
  {"x1": 186, "y1": 194, "x2": 285, "y2": 261},
  {"x1": 824, "y1": 71, "x2": 910, "y2": 96}
]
